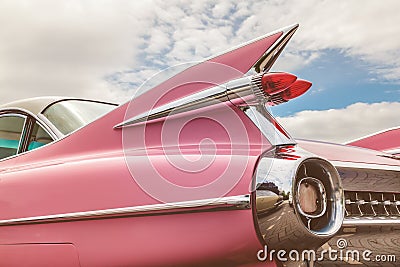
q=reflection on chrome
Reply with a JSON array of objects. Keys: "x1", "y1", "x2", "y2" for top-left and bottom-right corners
[
  {"x1": 253, "y1": 146, "x2": 344, "y2": 253},
  {"x1": 296, "y1": 177, "x2": 327, "y2": 219},
  {"x1": 242, "y1": 105, "x2": 294, "y2": 146}
]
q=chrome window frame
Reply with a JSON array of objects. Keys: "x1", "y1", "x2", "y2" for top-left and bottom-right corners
[
  {"x1": 26, "y1": 119, "x2": 57, "y2": 152},
  {"x1": 0, "y1": 112, "x2": 27, "y2": 161},
  {"x1": 0, "y1": 108, "x2": 58, "y2": 163},
  {"x1": 241, "y1": 104, "x2": 295, "y2": 146},
  {"x1": 36, "y1": 114, "x2": 64, "y2": 138}
]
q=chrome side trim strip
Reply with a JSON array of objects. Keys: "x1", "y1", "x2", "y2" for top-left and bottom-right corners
[
  {"x1": 241, "y1": 105, "x2": 295, "y2": 146},
  {"x1": 114, "y1": 83, "x2": 230, "y2": 128},
  {"x1": 385, "y1": 148, "x2": 400, "y2": 155},
  {"x1": 343, "y1": 217, "x2": 400, "y2": 226},
  {"x1": 331, "y1": 161, "x2": 400, "y2": 172},
  {"x1": 0, "y1": 195, "x2": 250, "y2": 226}
]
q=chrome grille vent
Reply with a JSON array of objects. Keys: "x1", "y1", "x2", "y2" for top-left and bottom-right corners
[{"x1": 345, "y1": 191, "x2": 400, "y2": 217}]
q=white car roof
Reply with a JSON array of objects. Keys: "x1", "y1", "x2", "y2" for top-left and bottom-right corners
[{"x1": 0, "y1": 97, "x2": 68, "y2": 115}]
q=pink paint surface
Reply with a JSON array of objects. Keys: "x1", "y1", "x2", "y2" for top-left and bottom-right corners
[
  {"x1": 348, "y1": 127, "x2": 400, "y2": 152},
  {"x1": 0, "y1": 244, "x2": 80, "y2": 267},
  {"x1": 0, "y1": 30, "x2": 284, "y2": 266},
  {"x1": 298, "y1": 139, "x2": 400, "y2": 166}
]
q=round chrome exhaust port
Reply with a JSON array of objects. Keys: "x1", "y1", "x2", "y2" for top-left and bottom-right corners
[{"x1": 253, "y1": 147, "x2": 344, "y2": 251}]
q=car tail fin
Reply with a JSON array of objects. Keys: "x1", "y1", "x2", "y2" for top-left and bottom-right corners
[
  {"x1": 347, "y1": 127, "x2": 400, "y2": 154},
  {"x1": 117, "y1": 24, "x2": 299, "y2": 127}
]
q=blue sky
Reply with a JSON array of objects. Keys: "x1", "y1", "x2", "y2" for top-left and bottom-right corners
[
  {"x1": 272, "y1": 49, "x2": 400, "y2": 116},
  {"x1": 0, "y1": 0, "x2": 399, "y2": 142}
]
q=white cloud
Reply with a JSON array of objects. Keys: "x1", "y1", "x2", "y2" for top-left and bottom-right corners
[
  {"x1": 0, "y1": 0, "x2": 400, "y2": 108},
  {"x1": 277, "y1": 102, "x2": 400, "y2": 143},
  {"x1": 211, "y1": 2, "x2": 234, "y2": 19},
  {"x1": 0, "y1": 0, "x2": 154, "y2": 104},
  {"x1": 236, "y1": 0, "x2": 400, "y2": 81},
  {"x1": 272, "y1": 51, "x2": 321, "y2": 72}
]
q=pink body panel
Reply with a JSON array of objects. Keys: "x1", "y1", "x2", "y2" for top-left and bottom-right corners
[
  {"x1": 298, "y1": 139, "x2": 400, "y2": 166},
  {"x1": 0, "y1": 103, "x2": 269, "y2": 219},
  {"x1": 0, "y1": 30, "x2": 287, "y2": 266},
  {"x1": 1, "y1": 211, "x2": 268, "y2": 267},
  {"x1": 0, "y1": 244, "x2": 80, "y2": 267},
  {"x1": 0, "y1": 104, "x2": 273, "y2": 266}
]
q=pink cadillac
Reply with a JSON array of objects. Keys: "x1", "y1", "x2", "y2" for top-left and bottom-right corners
[{"x1": 0, "y1": 25, "x2": 399, "y2": 267}]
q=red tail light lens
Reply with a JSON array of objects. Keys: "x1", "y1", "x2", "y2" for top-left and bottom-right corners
[
  {"x1": 261, "y1": 72, "x2": 297, "y2": 95},
  {"x1": 281, "y1": 79, "x2": 312, "y2": 101}
]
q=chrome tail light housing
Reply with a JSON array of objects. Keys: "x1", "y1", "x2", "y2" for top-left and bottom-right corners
[
  {"x1": 115, "y1": 72, "x2": 311, "y2": 128},
  {"x1": 252, "y1": 146, "x2": 344, "y2": 251}
]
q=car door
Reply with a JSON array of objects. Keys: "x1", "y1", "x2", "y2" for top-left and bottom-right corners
[{"x1": 0, "y1": 112, "x2": 81, "y2": 267}]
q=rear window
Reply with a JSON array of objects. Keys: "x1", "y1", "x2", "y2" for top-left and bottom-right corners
[{"x1": 43, "y1": 100, "x2": 117, "y2": 135}]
